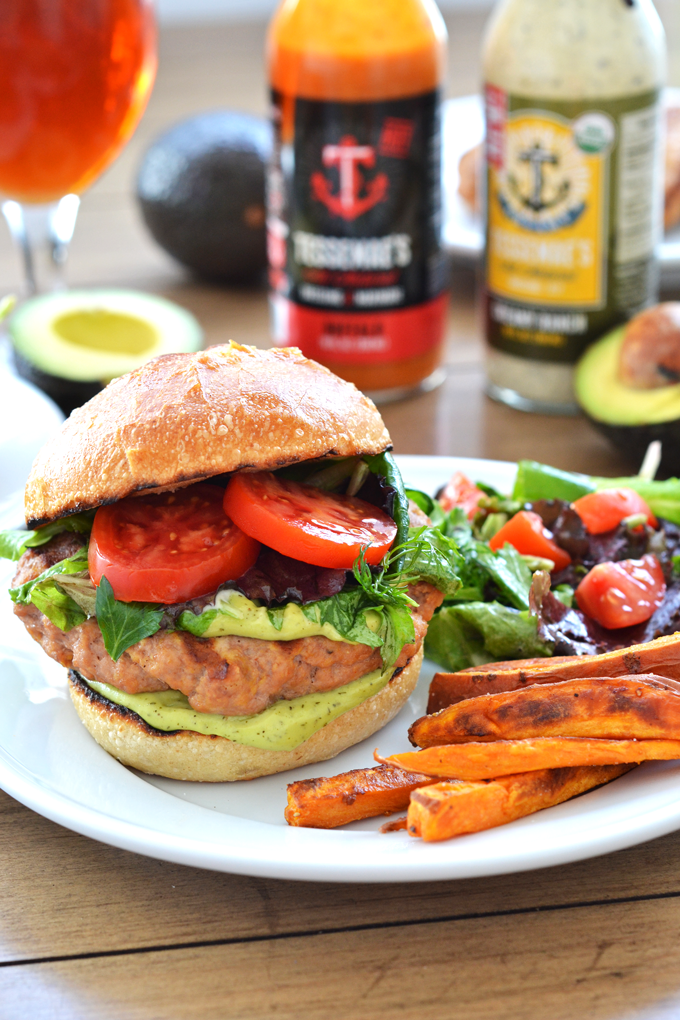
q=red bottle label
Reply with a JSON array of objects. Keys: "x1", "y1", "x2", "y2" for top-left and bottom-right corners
[{"x1": 268, "y1": 91, "x2": 448, "y2": 365}]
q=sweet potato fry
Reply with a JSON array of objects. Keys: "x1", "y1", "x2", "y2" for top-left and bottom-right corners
[
  {"x1": 427, "y1": 632, "x2": 680, "y2": 712},
  {"x1": 285, "y1": 764, "x2": 432, "y2": 828},
  {"x1": 411, "y1": 674, "x2": 680, "y2": 748},
  {"x1": 407, "y1": 764, "x2": 634, "y2": 842},
  {"x1": 379, "y1": 735, "x2": 680, "y2": 780}
]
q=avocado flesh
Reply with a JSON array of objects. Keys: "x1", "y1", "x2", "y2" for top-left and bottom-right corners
[
  {"x1": 10, "y1": 288, "x2": 203, "y2": 415},
  {"x1": 575, "y1": 327, "x2": 680, "y2": 472}
]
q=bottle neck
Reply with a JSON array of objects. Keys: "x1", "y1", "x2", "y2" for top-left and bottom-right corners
[{"x1": 267, "y1": 0, "x2": 447, "y2": 101}]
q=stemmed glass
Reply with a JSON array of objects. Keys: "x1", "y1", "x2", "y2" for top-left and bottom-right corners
[{"x1": 0, "y1": 1, "x2": 157, "y2": 294}]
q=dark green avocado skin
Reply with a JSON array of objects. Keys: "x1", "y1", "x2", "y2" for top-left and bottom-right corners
[
  {"x1": 587, "y1": 416, "x2": 680, "y2": 476},
  {"x1": 13, "y1": 350, "x2": 102, "y2": 416},
  {"x1": 136, "y1": 111, "x2": 271, "y2": 284}
]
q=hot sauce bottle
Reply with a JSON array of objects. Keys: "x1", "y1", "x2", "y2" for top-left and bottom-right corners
[{"x1": 266, "y1": 0, "x2": 449, "y2": 400}]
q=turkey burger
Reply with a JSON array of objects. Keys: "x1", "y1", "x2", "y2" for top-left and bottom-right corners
[{"x1": 2, "y1": 344, "x2": 459, "y2": 781}]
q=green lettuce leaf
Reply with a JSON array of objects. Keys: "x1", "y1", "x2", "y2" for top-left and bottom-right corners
[
  {"x1": 0, "y1": 512, "x2": 95, "y2": 562},
  {"x1": 95, "y1": 577, "x2": 164, "y2": 661},
  {"x1": 512, "y1": 459, "x2": 680, "y2": 527},
  {"x1": 425, "y1": 601, "x2": 552, "y2": 672},
  {"x1": 9, "y1": 546, "x2": 92, "y2": 631},
  {"x1": 30, "y1": 579, "x2": 87, "y2": 632}
]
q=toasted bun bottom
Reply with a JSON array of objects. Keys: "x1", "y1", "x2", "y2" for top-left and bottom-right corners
[{"x1": 68, "y1": 646, "x2": 423, "y2": 782}]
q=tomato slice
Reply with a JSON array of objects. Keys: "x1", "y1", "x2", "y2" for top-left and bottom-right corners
[
  {"x1": 89, "y1": 483, "x2": 261, "y2": 604},
  {"x1": 223, "y1": 471, "x2": 397, "y2": 569},
  {"x1": 575, "y1": 554, "x2": 666, "y2": 629},
  {"x1": 438, "y1": 471, "x2": 484, "y2": 519},
  {"x1": 572, "y1": 488, "x2": 657, "y2": 534},
  {"x1": 488, "y1": 509, "x2": 572, "y2": 572}
]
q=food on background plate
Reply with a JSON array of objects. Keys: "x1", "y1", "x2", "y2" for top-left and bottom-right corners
[
  {"x1": 576, "y1": 304, "x2": 680, "y2": 474},
  {"x1": 9, "y1": 289, "x2": 203, "y2": 416},
  {"x1": 1, "y1": 343, "x2": 460, "y2": 782},
  {"x1": 137, "y1": 111, "x2": 270, "y2": 285}
]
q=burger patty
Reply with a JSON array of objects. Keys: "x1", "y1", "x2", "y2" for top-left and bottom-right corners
[{"x1": 13, "y1": 537, "x2": 443, "y2": 717}]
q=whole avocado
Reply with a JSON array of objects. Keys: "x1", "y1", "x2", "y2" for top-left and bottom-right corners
[{"x1": 137, "y1": 111, "x2": 271, "y2": 284}]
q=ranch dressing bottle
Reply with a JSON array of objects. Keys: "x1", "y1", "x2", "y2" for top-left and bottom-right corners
[{"x1": 482, "y1": 0, "x2": 666, "y2": 413}]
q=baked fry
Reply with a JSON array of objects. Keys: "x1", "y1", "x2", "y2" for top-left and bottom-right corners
[
  {"x1": 427, "y1": 632, "x2": 680, "y2": 711},
  {"x1": 413, "y1": 674, "x2": 680, "y2": 748},
  {"x1": 285, "y1": 764, "x2": 432, "y2": 828},
  {"x1": 379, "y1": 735, "x2": 680, "y2": 781},
  {"x1": 407, "y1": 764, "x2": 634, "y2": 842}
]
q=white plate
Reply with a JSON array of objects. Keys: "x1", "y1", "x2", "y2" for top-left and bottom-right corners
[
  {"x1": 2, "y1": 454, "x2": 680, "y2": 883},
  {"x1": 0, "y1": 346, "x2": 64, "y2": 528},
  {"x1": 442, "y1": 93, "x2": 680, "y2": 284}
]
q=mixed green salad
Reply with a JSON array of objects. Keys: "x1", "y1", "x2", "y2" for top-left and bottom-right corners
[{"x1": 415, "y1": 459, "x2": 680, "y2": 673}]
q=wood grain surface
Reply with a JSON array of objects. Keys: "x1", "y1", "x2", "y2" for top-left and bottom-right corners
[{"x1": 2, "y1": 12, "x2": 680, "y2": 1020}]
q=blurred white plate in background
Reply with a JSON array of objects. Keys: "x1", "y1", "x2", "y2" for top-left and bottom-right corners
[{"x1": 0, "y1": 344, "x2": 64, "y2": 527}]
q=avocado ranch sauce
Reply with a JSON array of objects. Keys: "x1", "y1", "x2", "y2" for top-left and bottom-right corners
[
  {"x1": 86, "y1": 666, "x2": 389, "y2": 751},
  {"x1": 178, "y1": 588, "x2": 381, "y2": 642},
  {"x1": 482, "y1": 0, "x2": 666, "y2": 413}
]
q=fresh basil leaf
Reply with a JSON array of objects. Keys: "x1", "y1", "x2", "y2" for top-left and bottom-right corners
[
  {"x1": 95, "y1": 577, "x2": 164, "y2": 661},
  {"x1": 313, "y1": 588, "x2": 384, "y2": 648},
  {"x1": 30, "y1": 579, "x2": 87, "y2": 632},
  {"x1": 0, "y1": 512, "x2": 95, "y2": 562}
]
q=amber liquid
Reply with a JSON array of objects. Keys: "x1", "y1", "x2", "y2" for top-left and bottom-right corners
[
  {"x1": 267, "y1": 0, "x2": 448, "y2": 394},
  {"x1": 0, "y1": 0, "x2": 156, "y2": 203}
]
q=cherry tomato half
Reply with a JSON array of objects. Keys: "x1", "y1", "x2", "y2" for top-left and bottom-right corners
[
  {"x1": 223, "y1": 471, "x2": 397, "y2": 569},
  {"x1": 488, "y1": 509, "x2": 572, "y2": 572},
  {"x1": 89, "y1": 484, "x2": 261, "y2": 604},
  {"x1": 572, "y1": 488, "x2": 657, "y2": 535},
  {"x1": 575, "y1": 554, "x2": 666, "y2": 629},
  {"x1": 438, "y1": 471, "x2": 485, "y2": 519}
]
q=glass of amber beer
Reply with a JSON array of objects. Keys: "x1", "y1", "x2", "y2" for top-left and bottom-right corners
[{"x1": 0, "y1": 1, "x2": 157, "y2": 292}]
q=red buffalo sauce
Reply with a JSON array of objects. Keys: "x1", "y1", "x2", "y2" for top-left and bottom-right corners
[{"x1": 266, "y1": 0, "x2": 449, "y2": 399}]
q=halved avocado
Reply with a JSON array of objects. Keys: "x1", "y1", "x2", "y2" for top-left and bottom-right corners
[
  {"x1": 575, "y1": 326, "x2": 680, "y2": 473},
  {"x1": 10, "y1": 288, "x2": 203, "y2": 415}
]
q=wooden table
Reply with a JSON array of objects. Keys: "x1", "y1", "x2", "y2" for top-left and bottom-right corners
[{"x1": 2, "y1": 15, "x2": 680, "y2": 1019}]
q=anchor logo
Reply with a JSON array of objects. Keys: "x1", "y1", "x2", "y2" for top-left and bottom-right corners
[
  {"x1": 311, "y1": 135, "x2": 388, "y2": 221},
  {"x1": 508, "y1": 141, "x2": 570, "y2": 212}
]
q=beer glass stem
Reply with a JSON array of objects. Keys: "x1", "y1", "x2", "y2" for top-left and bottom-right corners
[{"x1": 1, "y1": 195, "x2": 80, "y2": 295}]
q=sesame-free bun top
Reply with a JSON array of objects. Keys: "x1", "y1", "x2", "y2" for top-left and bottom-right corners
[{"x1": 25, "y1": 344, "x2": 392, "y2": 527}]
